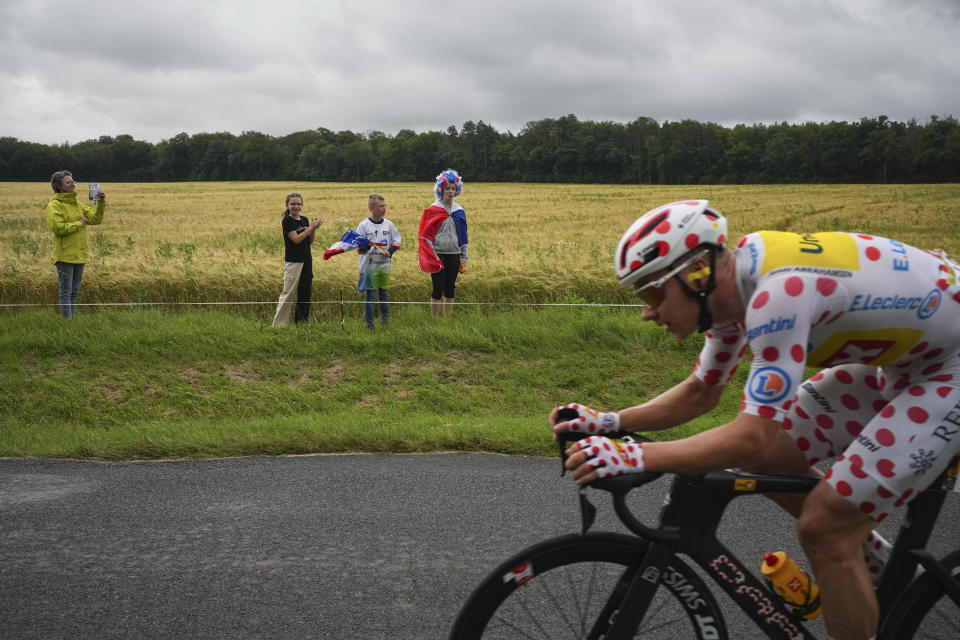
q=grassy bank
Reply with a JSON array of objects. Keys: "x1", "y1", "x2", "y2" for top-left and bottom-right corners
[
  {"x1": 0, "y1": 306, "x2": 743, "y2": 460},
  {"x1": 5, "y1": 182, "x2": 956, "y2": 460}
]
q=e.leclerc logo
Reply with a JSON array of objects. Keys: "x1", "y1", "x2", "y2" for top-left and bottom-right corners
[
  {"x1": 748, "y1": 366, "x2": 792, "y2": 404},
  {"x1": 918, "y1": 289, "x2": 941, "y2": 320},
  {"x1": 847, "y1": 288, "x2": 941, "y2": 320}
]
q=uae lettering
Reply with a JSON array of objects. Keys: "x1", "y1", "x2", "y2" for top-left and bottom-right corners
[{"x1": 799, "y1": 234, "x2": 823, "y2": 254}]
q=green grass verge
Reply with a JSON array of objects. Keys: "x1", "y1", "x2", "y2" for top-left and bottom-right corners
[{"x1": 0, "y1": 306, "x2": 745, "y2": 460}]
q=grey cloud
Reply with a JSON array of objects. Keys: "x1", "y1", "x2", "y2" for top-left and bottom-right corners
[
  {"x1": 2, "y1": 0, "x2": 260, "y2": 72},
  {"x1": 1, "y1": 0, "x2": 957, "y2": 144}
]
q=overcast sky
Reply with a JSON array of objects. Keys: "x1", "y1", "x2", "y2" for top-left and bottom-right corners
[{"x1": 2, "y1": 0, "x2": 958, "y2": 145}]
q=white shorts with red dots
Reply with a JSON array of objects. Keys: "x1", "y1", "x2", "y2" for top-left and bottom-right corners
[{"x1": 782, "y1": 357, "x2": 960, "y2": 523}]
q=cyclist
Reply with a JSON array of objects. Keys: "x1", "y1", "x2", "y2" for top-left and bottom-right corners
[{"x1": 552, "y1": 200, "x2": 960, "y2": 640}]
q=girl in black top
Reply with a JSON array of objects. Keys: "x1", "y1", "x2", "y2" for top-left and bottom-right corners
[{"x1": 272, "y1": 193, "x2": 323, "y2": 326}]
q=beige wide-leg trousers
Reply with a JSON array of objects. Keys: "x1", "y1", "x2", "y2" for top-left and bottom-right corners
[{"x1": 272, "y1": 261, "x2": 305, "y2": 327}]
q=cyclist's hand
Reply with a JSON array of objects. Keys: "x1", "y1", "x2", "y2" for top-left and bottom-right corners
[
  {"x1": 550, "y1": 403, "x2": 620, "y2": 439},
  {"x1": 564, "y1": 436, "x2": 645, "y2": 484}
]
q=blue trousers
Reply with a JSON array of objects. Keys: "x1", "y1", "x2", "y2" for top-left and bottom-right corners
[
  {"x1": 364, "y1": 289, "x2": 390, "y2": 327},
  {"x1": 55, "y1": 262, "x2": 85, "y2": 319}
]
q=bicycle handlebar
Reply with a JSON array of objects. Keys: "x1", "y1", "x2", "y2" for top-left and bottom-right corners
[
  {"x1": 556, "y1": 429, "x2": 655, "y2": 471},
  {"x1": 555, "y1": 427, "x2": 823, "y2": 544},
  {"x1": 556, "y1": 429, "x2": 678, "y2": 542}
]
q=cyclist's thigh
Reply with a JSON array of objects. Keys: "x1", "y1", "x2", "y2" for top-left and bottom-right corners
[
  {"x1": 825, "y1": 359, "x2": 960, "y2": 523},
  {"x1": 783, "y1": 364, "x2": 885, "y2": 466}
]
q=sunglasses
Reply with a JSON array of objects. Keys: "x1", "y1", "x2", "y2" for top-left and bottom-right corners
[{"x1": 634, "y1": 249, "x2": 710, "y2": 308}]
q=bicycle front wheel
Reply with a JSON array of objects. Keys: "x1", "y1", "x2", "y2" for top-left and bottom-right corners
[
  {"x1": 880, "y1": 549, "x2": 960, "y2": 639},
  {"x1": 449, "y1": 532, "x2": 727, "y2": 639}
]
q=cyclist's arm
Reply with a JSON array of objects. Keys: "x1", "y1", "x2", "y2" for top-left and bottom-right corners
[
  {"x1": 551, "y1": 374, "x2": 724, "y2": 437},
  {"x1": 640, "y1": 412, "x2": 781, "y2": 474},
  {"x1": 567, "y1": 412, "x2": 783, "y2": 483},
  {"x1": 619, "y1": 373, "x2": 725, "y2": 432}
]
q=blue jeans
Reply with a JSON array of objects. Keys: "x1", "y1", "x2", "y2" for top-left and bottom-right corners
[
  {"x1": 55, "y1": 262, "x2": 85, "y2": 319},
  {"x1": 364, "y1": 289, "x2": 390, "y2": 327}
]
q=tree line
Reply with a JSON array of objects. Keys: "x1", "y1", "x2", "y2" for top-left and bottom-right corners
[{"x1": 2, "y1": 114, "x2": 957, "y2": 184}]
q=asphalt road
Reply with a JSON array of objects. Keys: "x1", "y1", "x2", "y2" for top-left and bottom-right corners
[{"x1": 1, "y1": 454, "x2": 956, "y2": 639}]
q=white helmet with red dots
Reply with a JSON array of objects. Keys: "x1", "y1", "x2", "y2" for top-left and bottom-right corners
[{"x1": 615, "y1": 200, "x2": 727, "y2": 288}]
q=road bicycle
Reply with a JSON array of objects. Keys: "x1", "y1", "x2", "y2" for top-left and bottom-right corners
[{"x1": 449, "y1": 430, "x2": 960, "y2": 639}]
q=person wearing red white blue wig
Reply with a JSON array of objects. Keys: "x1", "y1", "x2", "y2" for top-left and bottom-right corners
[{"x1": 417, "y1": 169, "x2": 468, "y2": 317}]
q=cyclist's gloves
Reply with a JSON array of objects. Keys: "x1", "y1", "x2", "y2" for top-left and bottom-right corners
[
  {"x1": 556, "y1": 403, "x2": 620, "y2": 434},
  {"x1": 574, "y1": 436, "x2": 645, "y2": 478}
]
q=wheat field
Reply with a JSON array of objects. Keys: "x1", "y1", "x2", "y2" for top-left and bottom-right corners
[{"x1": 2, "y1": 182, "x2": 959, "y2": 309}]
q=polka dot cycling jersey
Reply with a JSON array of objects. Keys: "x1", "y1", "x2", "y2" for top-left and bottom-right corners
[{"x1": 694, "y1": 231, "x2": 960, "y2": 422}]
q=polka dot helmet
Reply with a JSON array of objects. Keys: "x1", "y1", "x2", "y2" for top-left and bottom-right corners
[
  {"x1": 615, "y1": 200, "x2": 727, "y2": 288},
  {"x1": 434, "y1": 169, "x2": 463, "y2": 199}
]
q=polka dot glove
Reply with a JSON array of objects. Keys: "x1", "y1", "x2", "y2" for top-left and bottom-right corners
[
  {"x1": 575, "y1": 436, "x2": 645, "y2": 478},
  {"x1": 557, "y1": 403, "x2": 620, "y2": 434}
]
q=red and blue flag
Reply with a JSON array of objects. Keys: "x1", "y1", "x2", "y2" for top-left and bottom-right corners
[{"x1": 323, "y1": 230, "x2": 370, "y2": 260}]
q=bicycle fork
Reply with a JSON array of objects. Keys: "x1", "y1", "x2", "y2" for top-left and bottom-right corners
[{"x1": 591, "y1": 539, "x2": 688, "y2": 640}]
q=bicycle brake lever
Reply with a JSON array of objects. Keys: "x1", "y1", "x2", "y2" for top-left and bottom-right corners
[
  {"x1": 578, "y1": 487, "x2": 597, "y2": 535},
  {"x1": 557, "y1": 432, "x2": 588, "y2": 476}
]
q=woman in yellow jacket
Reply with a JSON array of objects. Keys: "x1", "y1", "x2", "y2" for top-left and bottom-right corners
[{"x1": 44, "y1": 170, "x2": 106, "y2": 319}]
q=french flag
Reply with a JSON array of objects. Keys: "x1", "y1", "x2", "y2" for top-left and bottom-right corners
[
  {"x1": 323, "y1": 230, "x2": 369, "y2": 260},
  {"x1": 417, "y1": 205, "x2": 467, "y2": 273}
]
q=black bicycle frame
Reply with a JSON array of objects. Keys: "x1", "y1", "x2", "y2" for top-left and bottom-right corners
[
  {"x1": 665, "y1": 473, "x2": 818, "y2": 640},
  {"x1": 877, "y1": 483, "x2": 960, "y2": 611},
  {"x1": 591, "y1": 471, "x2": 820, "y2": 640},
  {"x1": 561, "y1": 431, "x2": 956, "y2": 640},
  {"x1": 598, "y1": 468, "x2": 956, "y2": 640}
]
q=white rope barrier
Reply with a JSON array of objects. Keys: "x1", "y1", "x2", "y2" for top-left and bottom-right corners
[{"x1": 0, "y1": 300, "x2": 644, "y2": 309}]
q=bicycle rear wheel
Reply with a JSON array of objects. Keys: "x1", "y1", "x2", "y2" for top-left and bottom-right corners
[
  {"x1": 879, "y1": 549, "x2": 960, "y2": 639},
  {"x1": 449, "y1": 532, "x2": 727, "y2": 639}
]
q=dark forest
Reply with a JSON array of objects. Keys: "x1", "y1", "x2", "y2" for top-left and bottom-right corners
[{"x1": 2, "y1": 114, "x2": 957, "y2": 184}]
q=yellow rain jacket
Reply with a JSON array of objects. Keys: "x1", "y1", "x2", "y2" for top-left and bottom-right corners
[{"x1": 44, "y1": 192, "x2": 106, "y2": 264}]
